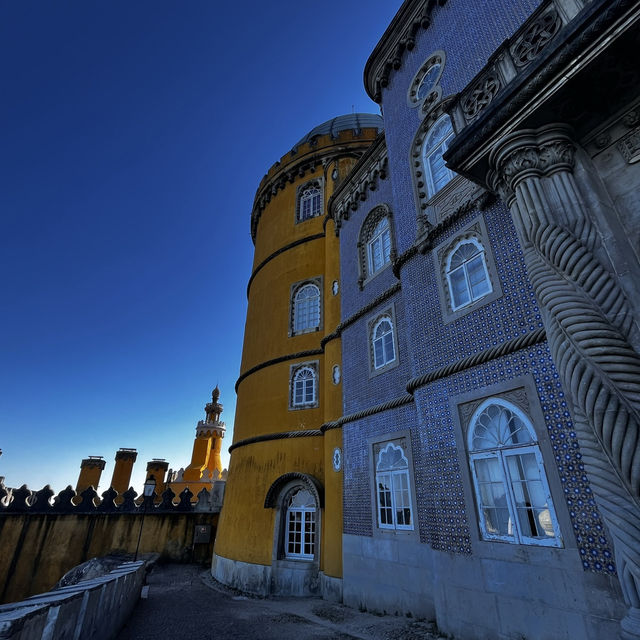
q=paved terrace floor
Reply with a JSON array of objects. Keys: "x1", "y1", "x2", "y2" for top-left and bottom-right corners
[{"x1": 119, "y1": 563, "x2": 446, "y2": 640}]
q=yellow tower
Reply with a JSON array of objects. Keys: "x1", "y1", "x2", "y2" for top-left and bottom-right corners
[
  {"x1": 212, "y1": 114, "x2": 382, "y2": 598},
  {"x1": 168, "y1": 386, "x2": 226, "y2": 497},
  {"x1": 75, "y1": 456, "x2": 106, "y2": 494}
]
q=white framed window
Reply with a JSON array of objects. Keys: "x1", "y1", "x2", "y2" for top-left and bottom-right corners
[
  {"x1": 367, "y1": 217, "x2": 392, "y2": 276},
  {"x1": 285, "y1": 488, "x2": 316, "y2": 559},
  {"x1": 372, "y1": 316, "x2": 396, "y2": 370},
  {"x1": 291, "y1": 364, "x2": 317, "y2": 408},
  {"x1": 376, "y1": 443, "x2": 413, "y2": 530},
  {"x1": 358, "y1": 205, "x2": 394, "y2": 287},
  {"x1": 298, "y1": 186, "x2": 322, "y2": 222},
  {"x1": 468, "y1": 399, "x2": 562, "y2": 547},
  {"x1": 445, "y1": 238, "x2": 492, "y2": 310},
  {"x1": 423, "y1": 114, "x2": 455, "y2": 198},
  {"x1": 293, "y1": 283, "x2": 320, "y2": 333}
]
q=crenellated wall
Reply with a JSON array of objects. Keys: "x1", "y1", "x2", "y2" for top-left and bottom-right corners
[{"x1": 0, "y1": 480, "x2": 223, "y2": 604}]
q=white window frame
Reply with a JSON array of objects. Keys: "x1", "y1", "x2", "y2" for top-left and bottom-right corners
[
  {"x1": 293, "y1": 283, "x2": 320, "y2": 334},
  {"x1": 284, "y1": 489, "x2": 316, "y2": 560},
  {"x1": 467, "y1": 399, "x2": 562, "y2": 548},
  {"x1": 298, "y1": 186, "x2": 322, "y2": 222},
  {"x1": 375, "y1": 443, "x2": 414, "y2": 531},
  {"x1": 372, "y1": 316, "x2": 396, "y2": 370},
  {"x1": 367, "y1": 217, "x2": 392, "y2": 277},
  {"x1": 423, "y1": 114, "x2": 455, "y2": 199},
  {"x1": 291, "y1": 364, "x2": 317, "y2": 408},
  {"x1": 445, "y1": 237, "x2": 492, "y2": 311}
]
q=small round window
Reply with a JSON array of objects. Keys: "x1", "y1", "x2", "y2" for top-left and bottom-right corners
[
  {"x1": 408, "y1": 51, "x2": 445, "y2": 108},
  {"x1": 416, "y1": 63, "x2": 441, "y2": 100}
]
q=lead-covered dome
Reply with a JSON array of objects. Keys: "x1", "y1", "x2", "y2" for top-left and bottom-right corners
[{"x1": 293, "y1": 113, "x2": 383, "y2": 149}]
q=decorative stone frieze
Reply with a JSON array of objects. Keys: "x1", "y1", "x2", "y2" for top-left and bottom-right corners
[
  {"x1": 330, "y1": 134, "x2": 388, "y2": 231},
  {"x1": 448, "y1": 0, "x2": 587, "y2": 131},
  {"x1": 489, "y1": 123, "x2": 640, "y2": 640},
  {"x1": 618, "y1": 127, "x2": 640, "y2": 164},
  {"x1": 364, "y1": 0, "x2": 449, "y2": 103},
  {"x1": 510, "y1": 5, "x2": 563, "y2": 67}
]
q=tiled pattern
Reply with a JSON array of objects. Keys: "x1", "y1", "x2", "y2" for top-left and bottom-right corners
[{"x1": 339, "y1": 1, "x2": 615, "y2": 576}]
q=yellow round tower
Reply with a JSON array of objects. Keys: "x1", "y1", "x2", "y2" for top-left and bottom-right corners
[{"x1": 212, "y1": 114, "x2": 382, "y2": 598}]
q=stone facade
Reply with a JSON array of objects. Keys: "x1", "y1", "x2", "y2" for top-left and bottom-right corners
[{"x1": 332, "y1": 0, "x2": 640, "y2": 638}]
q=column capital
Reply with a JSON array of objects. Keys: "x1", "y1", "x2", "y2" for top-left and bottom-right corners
[{"x1": 488, "y1": 124, "x2": 575, "y2": 203}]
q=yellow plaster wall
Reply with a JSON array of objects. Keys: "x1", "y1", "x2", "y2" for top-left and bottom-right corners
[
  {"x1": 215, "y1": 125, "x2": 380, "y2": 588},
  {"x1": 234, "y1": 361, "x2": 325, "y2": 441},
  {"x1": 214, "y1": 438, "x2": 324, "y2": 567},
  {"x1": 0, "y1": 511, "x2": 218, "y2": 604},
  {"x1": 322, "y1": 427, "x2": 343, "y2": 578},
  {"x1": 241, "y1": 240, "x2": 326, "y2": 373}
]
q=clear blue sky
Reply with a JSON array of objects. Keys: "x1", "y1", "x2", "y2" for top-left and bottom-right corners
[{"x1": 0, "y1": 1, "x2": 399, "y2": 494}]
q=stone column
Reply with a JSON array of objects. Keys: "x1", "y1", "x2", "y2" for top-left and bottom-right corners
[{"x1": 489, "y1": 123, "x2": 640, "y2": 639}]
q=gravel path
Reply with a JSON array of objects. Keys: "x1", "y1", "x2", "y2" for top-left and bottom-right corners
[{"x1": 118, "y1": 563, "x2": 447, "y2": 640}]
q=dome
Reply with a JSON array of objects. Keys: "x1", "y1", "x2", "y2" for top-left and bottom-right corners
[{"x1": 293, "y1": 113, "x2": 383, "y2": 149}]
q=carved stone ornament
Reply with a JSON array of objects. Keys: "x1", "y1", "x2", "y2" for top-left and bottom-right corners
[
  {"x1": 511, "y1": 6, "x2": 562, "y2": 67},
  {"x1": 618, "y1": 127, "x2": 640, "y2": 164},
  {"x1": 489, "y1": 123, "x2": 640, "y2": 640},
  {"x1": 462, "y1": 73, "x2": 501, "y2": 122}
]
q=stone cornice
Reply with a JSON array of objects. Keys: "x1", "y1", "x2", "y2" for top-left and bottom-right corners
[
  {"x1": 328, "y1": 133, "x2": 388, "y2": 231},
  {"x1": 364, "y1": 0, "x2": 448, "y2": 103},
  {"x1": 250, "y1": 132, "x2": 379, "y2": 242}
]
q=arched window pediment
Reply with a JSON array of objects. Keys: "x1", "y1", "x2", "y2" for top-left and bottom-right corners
[
  {"x1": 296, "y1": 179, "x2": 324, "y2": 223},
  {"x1": 358, "y1": 205, "x2": 394, "y2": 286},
  {"x1": 466, "y1": 398, "x2": 562, "y2": 547},
  {"x1": 444, "y1": 236, "x2": 492, "y2": 311}
]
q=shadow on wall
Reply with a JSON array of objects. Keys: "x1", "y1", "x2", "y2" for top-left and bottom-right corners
[{"x1": 0, "y1": 479, "x2": 224, "y2": 604}]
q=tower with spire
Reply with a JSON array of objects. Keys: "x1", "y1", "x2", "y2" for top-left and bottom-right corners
[{"x1": 167, "y1": 386, "x2": 227, "y2": 497}]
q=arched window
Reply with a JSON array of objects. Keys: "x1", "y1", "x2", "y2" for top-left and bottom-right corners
[
  {"x1": 372, "y1": 316, "x2": 396, "y2": 370},
  {"x1": 468, "y1": 399, "x2": 561, "y2": 547},
  {"x1": 423, "y1": 114, "x2": 455, "y2": 198},
  {"x1": 285, "y1": 488, "x2": 317, "y2": 559},
  {"x1": 298, "y1": 186, "x2": 322, "y2": 221},
  {"x1": 376, "y1": 443, "x2": 413, "y2": 530},
  {"x1": 445, "y1": 238, "x2": 492, "y2": 310},
  {"x1": 367, "y1": 217, "x2": 392, "y2": 276},
  {"x1": 292, "y1": 365, "x2": 316, "y2": 407},
  {"x1": 293, "y1": 283, "x2": 320, "y2": 333},
  {"x1": 358, "y1": 206, "x2": 393, "y2": 285}
]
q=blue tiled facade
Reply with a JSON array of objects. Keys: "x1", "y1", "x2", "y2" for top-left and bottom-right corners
[{"x1": 336, "y1": 1, "x2": 626, "y2": 637}]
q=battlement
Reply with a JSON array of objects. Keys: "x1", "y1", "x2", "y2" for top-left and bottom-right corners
[{"x1": 0, "y1": 478, "x2": 225, "y2": 515}]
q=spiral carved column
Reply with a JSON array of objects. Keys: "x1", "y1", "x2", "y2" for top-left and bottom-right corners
[{"x1": 489, "y1": 124, "x2": 640, "y2": 639}]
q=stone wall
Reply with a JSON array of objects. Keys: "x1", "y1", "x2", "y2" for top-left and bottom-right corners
[
  {"x1": 0, "y1": 560, "x2": 145, "y2": 640},
  {"x1": 0, "y1": 480, "x2": 222, "y2": 604}
]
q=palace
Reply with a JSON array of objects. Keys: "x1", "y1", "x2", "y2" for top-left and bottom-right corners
[{"x1": 213, "y1": 1, "x2": 640, "y2": 639}]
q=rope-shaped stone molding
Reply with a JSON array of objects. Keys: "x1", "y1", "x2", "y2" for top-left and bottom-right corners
[
  {"x1": 406, "y1": 328, "x2": 546, "y2": 394},
  {"x1": 321, "y1": 282, "x2": 401, "y2": 348},
  {"x1": 235, "y1": 349, "x2": 323, "y2": 392},
  {"x1": 228, "y1": 429, "x2": 323, "y2": 453},
  {"x1": 321, "y1": 394, "x2": 415, "y2": 431},
  {"x1": 246, "y1": 233, "x2": 325, "y2": 298}
]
